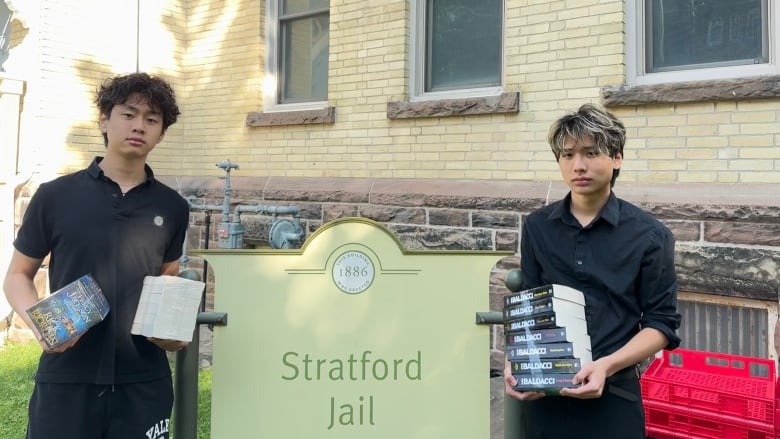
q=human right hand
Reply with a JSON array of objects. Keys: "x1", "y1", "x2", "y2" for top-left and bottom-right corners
[{"x1": 40, "y1": 333, "x2": 82, "y2": 354}]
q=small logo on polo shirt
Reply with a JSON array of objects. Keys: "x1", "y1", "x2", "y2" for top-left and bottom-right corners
[{"x1": 154, "y1": 216, "x2": 164, "y2": 227}]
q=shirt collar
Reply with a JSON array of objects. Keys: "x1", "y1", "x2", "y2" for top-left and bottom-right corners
[
  {"x1": 547, "y1": 191, "x2": 620, "y2": 227},
  {"x1": 87, "y1": 156, "x2": 155, "y2": 184}
]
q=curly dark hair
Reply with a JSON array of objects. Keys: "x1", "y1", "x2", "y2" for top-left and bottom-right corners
[{"x1": 96, "y1": 72, "x2": 180, "y2": 144}]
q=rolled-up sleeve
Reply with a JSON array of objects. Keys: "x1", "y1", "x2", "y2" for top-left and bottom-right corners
[{"x1": 638, "y1": 226, "x2": 682, "y2": 350}]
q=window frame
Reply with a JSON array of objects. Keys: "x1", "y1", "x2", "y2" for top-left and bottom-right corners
[
  {"x1": 0, "y1": 1, "x2": 11, "y2": 72},
  {"x1": 626, "y1": 0, "x2": 780, "y2": 86},
  {"x1": 408, "y1": 0, "x2": 505, "y2": 102},
  {"x1": 263, "y1": 0, "x2": 330, "y2": 112}
]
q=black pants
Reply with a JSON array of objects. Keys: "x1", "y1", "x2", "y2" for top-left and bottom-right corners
[
  {"x1": 27, "y1": 377, "x2": 174, "y2": 439},
  {"x1": 519, "y1": 368, "x2": 645, "y2": 439}
]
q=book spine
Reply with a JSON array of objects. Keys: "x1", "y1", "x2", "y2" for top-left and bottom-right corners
[
  {"x1": 503, "y1": 285, "x2": 556, "y2": 307},
  {"x1": 512, "y1": 373, "x2": 579, "y2": 392},
  {"x1": 505, "y1": 341, "x2": 576, "y2": 360},
  {"x1": 510, "y1": 358, "x2": 582, "y2": 374},
  {"x1": 504, "y1": 311, "x2": 557, "y2": 332},
  {"x1": 503, "y1": 296, "x2": 558, "y2": 320},
  {"x1": 506, "y1": 327, "x2": 569, "y2": 345}
]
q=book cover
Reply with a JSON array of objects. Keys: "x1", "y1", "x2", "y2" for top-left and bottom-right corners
[
  {"x1": 503, "y1": 296, "x2": 587, "y2": 322},
  {"x1": 506, "y1": 327, "x2": 569, "y2": 345},
  {"x1": 504, "y1": 311, "x2": 559, "y2": 332},
  {"x1": 512, "y1": 373, "x2": 581, "y2": 393},
  {"x1": 25, "y1": 273, "x2": 109, "y2": 349},
  {"x1": 506, "y1": 341, "x2": 592, "y2": 362},
  {"x1": 510, "y1": 357, "x2": 583, "y2": 374},
  {"x1": 131, "y1": 275, "x2": 205, "y2": 342},
  {"x1": 504, "y1": 284, "x2": 586, "y2": 308}
]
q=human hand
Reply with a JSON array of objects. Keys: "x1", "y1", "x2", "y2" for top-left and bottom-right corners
[
  {"x1": 148, "y1": 337, "x2": 189, "y2": 352},
  {"x1": 503, "y1": 359, "x2": 546, "y2": 401},
  {"x1": 40, "y1": 333, "x2": 82, "y2": 353},
  {"x1": 559, "y1": 360, "x2": 607, "y2": 399}
]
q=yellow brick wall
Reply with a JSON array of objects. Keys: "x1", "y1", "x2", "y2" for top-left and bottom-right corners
[
  {"x1": 5, "y1": 0, "x2": 780, "y2": 183},
  {"x1": 5, "y1": 0, "x2": 187, "y2": 177}
]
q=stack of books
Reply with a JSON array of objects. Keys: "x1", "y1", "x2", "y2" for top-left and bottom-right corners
[{"x1": 503, "y1": 284, "x2": 592, "y2": 393}]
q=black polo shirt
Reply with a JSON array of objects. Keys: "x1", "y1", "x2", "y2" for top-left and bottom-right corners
[
  {"x1": 520, "y1": 192, "x2": 681, "y2": 361},
  {"x1": 14, "y1": 157, "x2": 189, "y2": 384}
]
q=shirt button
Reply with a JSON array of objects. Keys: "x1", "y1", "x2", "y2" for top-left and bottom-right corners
[
  {"x1": 112, "y1": 193, "x2": 118, "y2": 198},
  {"x1": 576, "y1": 260, "x2": 583, "y2": 265}
]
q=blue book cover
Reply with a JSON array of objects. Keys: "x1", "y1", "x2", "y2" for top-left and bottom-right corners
[{"x1": 25, "y1": 273, "x2": 109, "y2": 349}]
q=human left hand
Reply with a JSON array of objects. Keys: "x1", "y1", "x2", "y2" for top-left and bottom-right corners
[
  {"x1": 559, "y1": 359, "x2": 608, "y2": 399},
  {"x1": 148, "y1": 337, "x2": 189, "y2": 352}
]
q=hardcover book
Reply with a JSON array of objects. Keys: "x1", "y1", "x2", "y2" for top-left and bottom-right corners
[
  {"x1": 131, "y1": 275, "x2": 206, "y2": 342},
  {"x1": 25, "y1": 273, "x2": 110, "y2": 350}
]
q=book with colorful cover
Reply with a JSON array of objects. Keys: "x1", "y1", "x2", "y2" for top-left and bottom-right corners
[{"x1": 25, "y1": 273, "x2": 109, "y2": 349}]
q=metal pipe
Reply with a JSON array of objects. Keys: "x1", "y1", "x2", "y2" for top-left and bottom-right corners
[
  {"x1": 172, "y1": 268, "x2": 204, "y2": 439},
  {"x1": 233, "y1": 204, "x2": 301, "y2": 222}
]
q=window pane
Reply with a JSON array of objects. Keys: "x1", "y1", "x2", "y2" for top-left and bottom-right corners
[
  {"x1": 282, "y1": 0, "x2": 328, "y2": 16},
  {"x1": 280, "y1": 14, "x2": 329, "y2": 103},
  {"x1": 426, "y1": 0, "x2": 502, "y2": 92},
  {"x1": 647, "y1": 0, "x2": 766, "y2": 73}
]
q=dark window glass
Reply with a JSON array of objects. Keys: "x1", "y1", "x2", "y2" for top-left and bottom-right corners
[
  {"x1": 425, "y1": 0, "x2": 502, "y2": 92},
  {"x1": 646, "y1": 0, "x2": 767, "y2": 73}
]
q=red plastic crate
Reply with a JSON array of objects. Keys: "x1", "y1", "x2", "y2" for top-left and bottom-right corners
[{"x1": 641, "y1": 348, "x2": 779, "y2": 439}]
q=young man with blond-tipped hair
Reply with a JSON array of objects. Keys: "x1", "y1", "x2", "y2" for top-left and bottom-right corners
[{"x1": 504, "y1": 104, "x2": 681, "y2": 438}]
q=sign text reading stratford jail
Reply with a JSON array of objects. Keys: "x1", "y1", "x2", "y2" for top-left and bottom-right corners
[{"x1": 281, "y1": 350, "x2": 422, "y2": 430}]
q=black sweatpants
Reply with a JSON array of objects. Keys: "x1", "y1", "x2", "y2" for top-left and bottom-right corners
[
  {"x1": 519, "y1": 370, "x2": 645, "y2": 439},
  {"x1": 26, "y1": 377, "x2": 173, "y2": 439}
]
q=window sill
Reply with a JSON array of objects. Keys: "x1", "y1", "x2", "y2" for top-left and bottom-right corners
[
  {"x1": 386, "y1": 91, "x2": 519, "y2": 119},
  {"x1": 246, "y1": 107, "x2": 336, "y2": 127},
  {"x1": 601, "y1": 75, "x2": 780, "y2": 107}
]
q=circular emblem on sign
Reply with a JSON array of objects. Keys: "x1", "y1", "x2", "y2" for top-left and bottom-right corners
[{"x1": 332, "y1": 250, "x2": 375, "y2": 294}]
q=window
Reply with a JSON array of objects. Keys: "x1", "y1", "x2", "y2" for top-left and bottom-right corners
[
  {"x1": 0, "y1": 1, "x2": 11, "y2": 72},
  {"x1": 627, "y1": 0, "x2": 780, "y2": 85},
  {"x1": 265, "y1": 0, "x2": 329, "y2": 109},
  {"x1": 410, "y1": 0, "x2": 503, "y2": 100}
]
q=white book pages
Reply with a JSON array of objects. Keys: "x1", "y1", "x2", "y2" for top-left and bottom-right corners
[{"x1": 131, "y1": 275, "x2": 205, "y2": 342}]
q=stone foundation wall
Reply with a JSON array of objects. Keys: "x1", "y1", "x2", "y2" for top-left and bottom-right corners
[
  {"x1": 166, "y1": 175, "x2": 780, "y2": 368},
  {"x1": 9, "y1": 176, "x2": 780, "y2": 358}
]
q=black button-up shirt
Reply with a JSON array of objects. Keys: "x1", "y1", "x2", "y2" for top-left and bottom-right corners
[{"x1": 520, "y1": 192, "x2": 681, "y2": 360}]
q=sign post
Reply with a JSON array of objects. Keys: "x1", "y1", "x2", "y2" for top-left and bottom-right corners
[{"x1": 197, "y1": 218, "x2": 510, "y2": 438}]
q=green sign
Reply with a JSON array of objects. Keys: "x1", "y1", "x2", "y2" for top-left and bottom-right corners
[{"x1": 198, "y1": 218, "x2": 509, "y2": 438}]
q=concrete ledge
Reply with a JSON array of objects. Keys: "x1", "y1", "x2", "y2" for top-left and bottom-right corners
[{"x1": 164, "y1": 175, "x2": 780, "y2": 212}]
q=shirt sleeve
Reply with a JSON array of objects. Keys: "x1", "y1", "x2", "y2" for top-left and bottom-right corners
[
  {"x1": 638, "y1": 225, "x2": 682, "y2": 350},
  {"x1": 13, "y1": 183, "x2": 52, "y2": 259},
  {"x1": 163, "y1": 196, "x2": 190, "y2": 263},
  {"x1": 519, "y1": 215, "x2": 544, "y2": 290}
]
